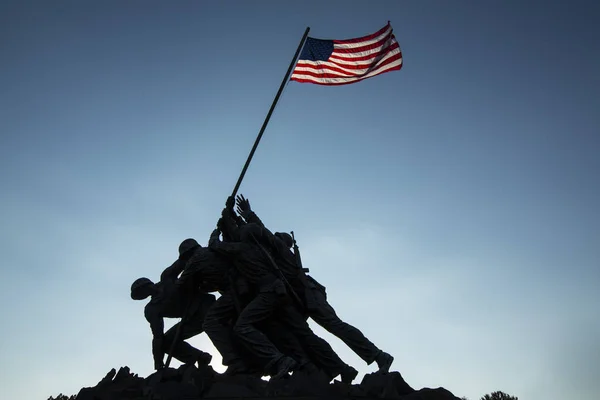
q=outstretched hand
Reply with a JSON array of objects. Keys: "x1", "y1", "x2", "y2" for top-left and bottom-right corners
[{"x1": 236, "y1": 194, "x2": 252, "y2": 217}]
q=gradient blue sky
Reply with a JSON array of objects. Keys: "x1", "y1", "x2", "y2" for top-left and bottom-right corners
[{"x1": 1, "y1": 1, "x2": 599, "y2": 399}]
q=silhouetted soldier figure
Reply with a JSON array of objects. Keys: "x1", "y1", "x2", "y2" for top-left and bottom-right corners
[
  {"x1": 174, "y1": 209, "x2": 314, "y2": 377},
  {"x1": 236, "y1": 194, "x2": 395, "y2": 373},
  {"x1": 178, "y1": 217, "x2": 322, "y2": 376},
  {"x1": 176, "y1": 231, "x2": 264, "y2": 376},
  {"x1": 203, "y1": 219, "x2": 296, "y2": 379},
  {"x1": 206, "y1": 209, "x2": 356, "y2": 382},
  {"x1": 130, "y1": 239, "x2": 215, "y2": 370}
]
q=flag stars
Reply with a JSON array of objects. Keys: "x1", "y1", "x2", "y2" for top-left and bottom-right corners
[{"x1": 299, "y1": 38, "x2": 334, "y2": 62}]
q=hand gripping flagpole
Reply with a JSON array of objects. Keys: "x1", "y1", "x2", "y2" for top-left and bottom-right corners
[{"x1": 230, "y1": 26, "x2": 310, "y2": 198}]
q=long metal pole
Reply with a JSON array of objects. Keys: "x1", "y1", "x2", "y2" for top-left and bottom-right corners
[{"x1": 231, "y1": 26, "x2": 310, "y2": 198}]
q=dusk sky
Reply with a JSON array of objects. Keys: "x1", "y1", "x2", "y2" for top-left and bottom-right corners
[{"x1": 1, "y1": 1, "x2": 599, "y2": 399}]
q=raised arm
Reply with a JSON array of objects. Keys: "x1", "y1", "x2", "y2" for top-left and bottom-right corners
[
  {"x1": 208, "y1": 227, "x2": 222, "y2": 248},
  {"x1": 236, "y1": 194, "x2": 266, "y2": 229},
  {"x1": 208, "y1": 226, "x2": 247, "y2": 256},
  {"x1": 219, "y1": 202, "x2": 243, "y2": 241},
  {"x1": 235, "y1": 195, "x2": 285, "y2": 252},
  {"x1": 160, "y1": 259, "x2": 184, "y2": 283}
]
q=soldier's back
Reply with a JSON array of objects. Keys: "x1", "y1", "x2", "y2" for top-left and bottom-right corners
[{"x1": 181, "y1": 246, "x2": 231, "y2": 292}]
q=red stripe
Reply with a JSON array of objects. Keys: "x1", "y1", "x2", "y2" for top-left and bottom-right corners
[
  {"x1": 295, "y1": 48, "x2": 402, "y2": 73},
  {"x1": 332, "y1": 30, "x2": 394, "y2": 55},
  {"x1": 292, "y1": 53, "x2": 402, "y2": 79},
  {"x1": 332, "y1": 22, "x2": 390, "y2": 44},
  {"x1": 293, "y1": 53, "x2": 402, "y2": 79},
  {"x1": 329, "y1": 41, "x2": 400, "y2": 63},
  {"x1": 290, "y1": 64, "x2": 401, "y2": 86},
  {"x1": 295, "y1": 62, "x2": 354, "y2": 76}
]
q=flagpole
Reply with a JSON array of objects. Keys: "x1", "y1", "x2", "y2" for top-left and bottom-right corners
[
  {"x1": 165, "y1": 31, "x2": 310, "y2": 369},
  {"x1": 230, "y1": 26, "x2": 310, "y2": 198}
]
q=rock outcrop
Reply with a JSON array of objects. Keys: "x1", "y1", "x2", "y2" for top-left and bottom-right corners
[{"x1": 74, "y1": 365, "x2": 461, "y2": 400}]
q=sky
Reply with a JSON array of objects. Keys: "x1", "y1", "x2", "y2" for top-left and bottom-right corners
[{"x1": 1, "y1": 1, "x2": 599, "y2": 399}]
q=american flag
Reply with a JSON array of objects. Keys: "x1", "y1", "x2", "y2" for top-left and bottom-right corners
[{"x1": 290, "y1": 22, "x2": 403, "y2": 86}]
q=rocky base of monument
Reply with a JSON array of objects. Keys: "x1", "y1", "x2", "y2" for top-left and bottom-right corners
[{"x1": 74, "y1": 365, "x2": 461, "y2": 400}]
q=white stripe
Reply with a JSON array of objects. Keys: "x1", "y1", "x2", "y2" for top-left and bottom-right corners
[
  {"x1": 331, "y1": 37, "x2": 398, "y2": 59},
  {"x1": 292, "y1": 57, "x2": 401, "y2": 80},
  {"x1": 329, "y1": 38, "x2": 400, "y2": 61},
  {"x1": 333, "y1": 25, "x2": 393, "y2": 49},
  {"x1": 291, "y1": 57, "x2": 402, "y2": 84},
  {"x1": 294, "y1": 47, "x2": 401, "y2": 76}
]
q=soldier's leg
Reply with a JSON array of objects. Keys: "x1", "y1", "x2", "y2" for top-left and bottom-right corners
[
  {"x1": 275, "y1": 302, "x2": 351, "y2": 381},
  {"x1": 163, "y1": 320, "x2": 211, "y2": 365},
  {"x1": 163, "y1": 293, "x2": 216, "y2": 365},
  {"x1": 260, "y1": 320, "x2": 315, "y2": 371},
  {"x1": 232, "y1": 288, "x2": 285, "y2": 372},
  {"x1": 309, "y1": 288, "x2": 382, "y2": 365},
  {"x1": 202, "y1": 292, "x2": 248, "y2": 369}
]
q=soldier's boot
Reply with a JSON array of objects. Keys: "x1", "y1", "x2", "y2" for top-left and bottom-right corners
[
  {"x1": 271, "y1": 356, "x2": 297, "y2": 380},
  {"x1": 196, "y1": 351, "x2": 213, "y2": 367},
  {"x1": 296, "y1": 360, "x2": 320, "y2": 375},
  {"x1": 223, "y1": 361, "x2": 257, "y2": 376},
  {"x1": 340, "y1": 364, "x2": 359, "y2": 383},
  {"x1": 375, "y1": 350, "x2": 394, "y2": 373}
]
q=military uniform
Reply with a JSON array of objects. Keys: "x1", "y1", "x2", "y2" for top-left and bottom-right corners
[
  {"x1": 133, "y1": 258, "x2": 215, "y2": 369},
  {"x1": 243, "y1": 208, "x2": 392, "y2": 371}
]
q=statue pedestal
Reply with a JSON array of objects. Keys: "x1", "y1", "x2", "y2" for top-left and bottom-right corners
[{"x1": 74, "y1": 365, "x2": 461, "y2": 400}]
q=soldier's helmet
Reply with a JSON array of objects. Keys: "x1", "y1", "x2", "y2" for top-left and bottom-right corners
[
  {"x1": 178, "y1": 238, "x2": 200, "y2": 257},
  {"x1": 239, "y1": 223, "x2": 263, "y2": 243},
  {"x1": 130, "y1": 277, "x2": 153, "y2": 300},
  {"x1": 275, "y1": 232, "x2": 293, "y2": 248}
]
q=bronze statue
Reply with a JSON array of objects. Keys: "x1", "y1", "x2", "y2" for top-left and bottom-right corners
[
  {"x1": 130, "y1": 240, "x2": 214, "y2": 370},
  {"x1": 130, "y1": 196, "x2": 392, "y2": 383},
  {"x1": 236, "y1": 194, "x2": 394, "y2": 373}
]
